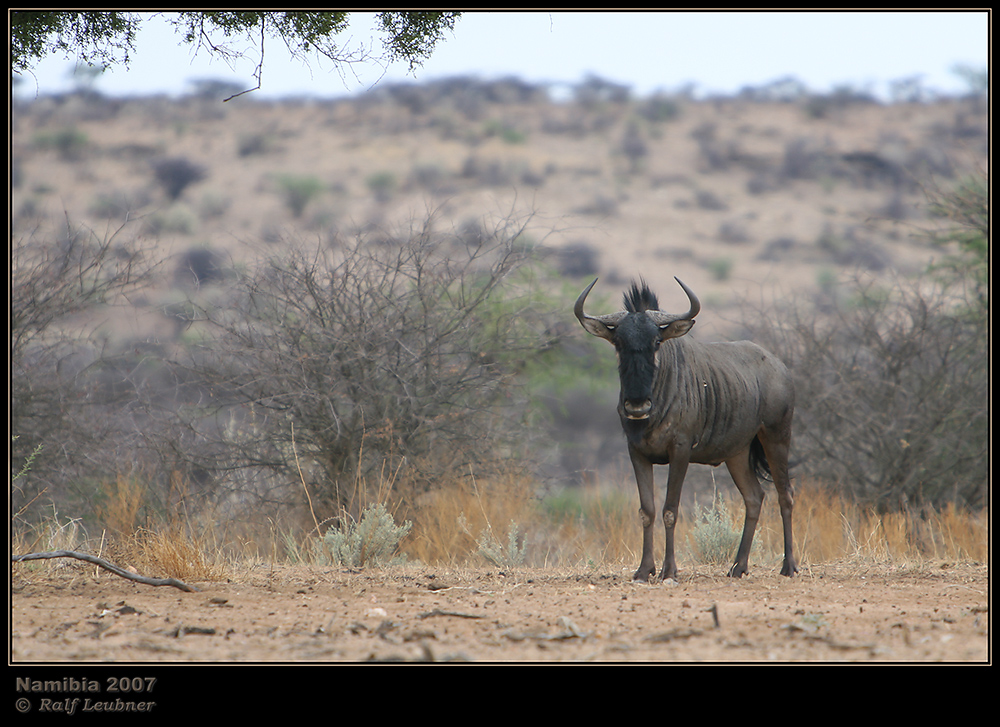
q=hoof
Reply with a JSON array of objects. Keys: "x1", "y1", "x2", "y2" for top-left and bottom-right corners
[
  {"x1": 727, "y1": 562, "x2": 749, "y2": 578},
  {"x1": 780, "y1": 560, "x2": 799, "y2": 577},
  {"x1": 633, "y1": 566, "x2": 654, "y2": 583}
]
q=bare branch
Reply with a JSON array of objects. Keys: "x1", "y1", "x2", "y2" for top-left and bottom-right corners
[{"x1": 12, "y1": 550, "x2": 200, "y2": 592}]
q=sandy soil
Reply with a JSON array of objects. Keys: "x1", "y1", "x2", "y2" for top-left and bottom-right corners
[{"x1": 11, "y1": 560, "x2": 988, "y2": 663}]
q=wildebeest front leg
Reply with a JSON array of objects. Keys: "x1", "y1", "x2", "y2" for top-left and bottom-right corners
[
  {"x1": 629, "y1": 448, "x2": 657, "y2": 582},
  {"x1": 659, "y1": 454, "x2": 689, "y2": 581},
  {"x1": 724, "y1": 447, "x2": 764, "y2": 578}
]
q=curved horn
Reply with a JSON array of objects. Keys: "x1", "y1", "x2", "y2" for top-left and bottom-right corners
[
  {"x1": 673, "y1": 277, "x2": 701, "y2": 320},
  {"x1": 574, "y1": 278, "x2": 599, "y2": 323},
  {"x1": 574, "y1": 278, "x2": 623, "y2": 341}
]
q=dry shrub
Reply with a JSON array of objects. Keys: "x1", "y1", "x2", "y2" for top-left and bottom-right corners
[
  {"x1": 11, "y1": 513, "x2": 89, "y2": 577},
  {"x1": 180, "y1": 210, "x2": 551, "y2": 518},
  {"x1": 742, "y1": 274, "x2": 987, "y2": 511},
  {"x1": 396, "y1": 473, "x2": 987, "y2": 572},
  {"x1": 858, "y1": 502, "x2": 987, "y2": 564},
  {"x1": 11, "y1": 219, "x2": 155, "y2": 516},
  {"x1": 930, "y1": 503, "x2": 988, "y2": 560},
  {"x1": 399, "y1": 471, "x2": 989, "y2": 572},
  {"x1": 783, "y1": 479, "x2": 847, "y2": 565},
  {"x1": 86, "y1": 472, "x2": 227, "y2": 582},
  {"x1": 15, "y1": 473, "x2": 986, "y2": 579}
]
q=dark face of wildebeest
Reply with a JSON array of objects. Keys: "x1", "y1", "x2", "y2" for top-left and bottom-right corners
[{"x1": 575, "y1": 277, "x2": 699, "y2": 421}]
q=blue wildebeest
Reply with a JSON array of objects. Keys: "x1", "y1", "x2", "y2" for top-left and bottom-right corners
[{"x1": 575, "y1": 277, "x2": 798, "y2": 581}]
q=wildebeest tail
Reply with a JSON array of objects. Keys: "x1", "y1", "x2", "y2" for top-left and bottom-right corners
[{"x1": 749, "y1": 435, "x2": 772, "y2": 482}]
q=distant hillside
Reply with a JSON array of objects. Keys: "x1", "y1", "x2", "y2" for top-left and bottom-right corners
[
  {"x1": 13, "y1": 77, "x2": 985, "y2": 339},
  {"x1": 12, "y1": 75, "x2": 988, "y2": 518}
]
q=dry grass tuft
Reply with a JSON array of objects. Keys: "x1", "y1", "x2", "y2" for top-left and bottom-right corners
[
  {"x1": 11, "y1": 512, "x2": 90, "y2": 577},
  {"x1": 121, "y1": 526, "x2": 227, "y2": 582},
  {"x1": 396, "y1": 468, "x2": 538, "y2": 566},
  {"x1": 531, "y1": 484, "x2": 636, "y2": 569},
  {"x1": 94, "y1": 473, "x2": 149, "y2": 536}
]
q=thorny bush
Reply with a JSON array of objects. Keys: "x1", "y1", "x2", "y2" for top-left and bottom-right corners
[
  {"x1": 744, "y1": 275, "x2": 987, "y2": 511},
  {"x1": 11, "y1": 218, "x2": 156, "y2": 516},
  {"x1": 180, "y1": 214, "x2": 555, "y2": 520}
]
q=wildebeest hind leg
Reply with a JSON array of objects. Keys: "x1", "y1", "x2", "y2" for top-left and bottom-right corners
[
  {"x1": 725, "y1": 448, "x2": 764, "y2": 578},
  {"x1": 759, "y1": 432, "x2": 798, "y2": 576}
]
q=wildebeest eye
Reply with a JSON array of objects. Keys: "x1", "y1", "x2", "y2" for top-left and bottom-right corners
[{"x1": 605, "y1": 324, "x2": 616, "y2": 331}]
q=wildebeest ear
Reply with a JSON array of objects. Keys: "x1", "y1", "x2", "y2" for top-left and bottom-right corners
[
  {"x1": 580, "y1": 312, "x2": 624, "y2": 342},
  {"x1": 658, "y1": 318, "x2": 694, "y2": 341}
]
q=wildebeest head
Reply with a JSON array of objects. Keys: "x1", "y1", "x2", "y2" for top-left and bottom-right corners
[{"x1": 575, "y1": 277, "x2": 700, "y2": 420}]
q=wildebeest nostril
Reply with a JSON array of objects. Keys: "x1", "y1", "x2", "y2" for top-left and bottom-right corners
[{"x1": 624, "y1": 399, "x2": 652, "y2": 419}]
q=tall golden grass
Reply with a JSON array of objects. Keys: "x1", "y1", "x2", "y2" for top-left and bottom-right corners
[
  {"x1": 712, "y1": 479, "x2": 988, "y2": 571},
  {"x1": 12, "y1": 470, "x2": 987, "y2": 582}
]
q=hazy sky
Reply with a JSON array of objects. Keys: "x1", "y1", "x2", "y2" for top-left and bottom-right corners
[{"x1": 13, "y1": 11, "x2": 989, "y2": 101}]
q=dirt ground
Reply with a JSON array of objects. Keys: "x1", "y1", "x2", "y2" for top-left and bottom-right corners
[{"x1": 10, "y1": 560, "x2": 989, "y2": 663}]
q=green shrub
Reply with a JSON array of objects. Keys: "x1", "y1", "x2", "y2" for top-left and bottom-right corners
[
  {"x1": 707, "y1": 256, "x2": 733, "y2": 281},
  {"x1": 459, "y1": 514, "x2": 526, "y2": 568},
  {"x1": 144, "y1": 205, "x2": 197, "y2": 236},
  {"x1": 926, "y1": 170, "x2": 988, "y2": 315},
  {"x1": 688, "y1": 493, "x2": 741, "y2": 566},
  {"x1": 12, "y1": 435, "x2": 42, "y2": 482},
  {"x1": 365, "y1": 171, "x2": 397, "y2": 203},
  {"x1": 483, "y1": 119, "x2": 526, "y2": 144},
  {"x1": 277, "y1": 175, "x2": 323, "y2": 217},
  {"x1": 321, "y1": 503, "x2": 412, "y2": 568},
  {"x1": 34, "y1": 127, "x2": 89, "y2": 161}
]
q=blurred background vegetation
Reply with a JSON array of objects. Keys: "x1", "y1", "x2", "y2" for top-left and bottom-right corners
[{"x1": 11, "y1": 68, "x2": 987, "y2": 577}]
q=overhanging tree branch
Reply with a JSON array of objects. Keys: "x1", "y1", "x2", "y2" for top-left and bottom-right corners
[{"x1": 12, "y1": 11, "x2": 462, "y2": 97}]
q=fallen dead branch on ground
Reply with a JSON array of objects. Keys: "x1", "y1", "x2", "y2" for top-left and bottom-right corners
[{"x1": 11, "y1": 550, "x2": 200, "y2": 592}]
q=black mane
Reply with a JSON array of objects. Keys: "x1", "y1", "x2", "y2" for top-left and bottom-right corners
[{"x1": 624, "y1": 279, "x2": 659, "y2": 313}]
